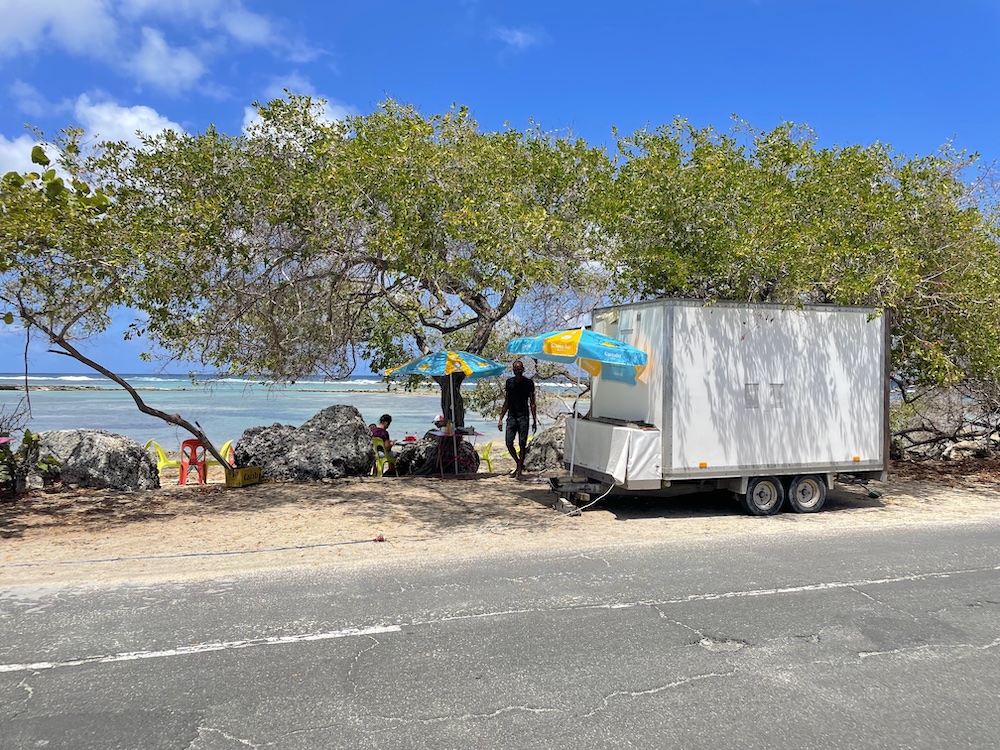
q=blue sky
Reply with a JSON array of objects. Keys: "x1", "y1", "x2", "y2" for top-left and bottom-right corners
[{"x1": 2, "y1": 0, "x2": 999, "y2": 374}]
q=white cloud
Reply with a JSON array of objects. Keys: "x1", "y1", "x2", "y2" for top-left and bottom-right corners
[
  {"x1": 119, "y1": 0, "x2": 217, "y2": 19},
  {"x1": 0, "y1": 0, "x2": 297, "y2": 94},
  {"x1": 241, "y1": 105, "x2": 261, "y2": 132},
  {"x1": 127, "y1": 27, "x2": 207, "y2": 93},
  {"x1": 0, "y1": 133, "x2": 40, "y2": 174},
  {"x1": 9, "y1": 80, "x2": 60, "y2": 119},
  {"x1": 0, "y1": 1, "x2": 207, "y2": 94},
  {"x1": 221, "y1": 7, "x2": 274, "y2": 45},
  {"x1": 0, "y1": 96, "x2": 180, "y2": 177},
  {"x1": 120, "y1": 0, "x2": 278, "y2": 47},
  {"x1": 491, "y1": 26, "x2": 543, "y2": 51},
  {"x1": 121, "y1": 0, "x2": 252, "y2": 28},
  {"x1": 320, "y1": 100, "x2": 355, "y2": 124},
  {"x1": 5, "y1": 83, "x2": 181, "y2": 147},
  {"x1": 0, "y1": 0, "x2": 119, "y2": 58},
  {"x1": 261, "y1": 73, "x2": 317, "y2": 102},
  {"x1": 74, "y1": 94, "x2": 183, "y2": 144}
]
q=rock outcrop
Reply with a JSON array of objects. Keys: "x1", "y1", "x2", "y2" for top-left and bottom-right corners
[
  {"x1": 234, "y1": 405, "x2": 374, "y2": 481},
  {"x1": 522, "y1": 413, "x2": 567, "y2": 472},
  {"x1": 941, "y1": 438, "x2": 997, "y2": 461},
  {"x1": 35, "y1": 429, "x2": 159, "y2": 491},
  {"x1": 395, "y1": 438, "x2": 480, "y2": 476}
]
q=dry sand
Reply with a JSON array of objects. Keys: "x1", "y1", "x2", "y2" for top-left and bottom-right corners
[{"x1": 3, "y1": 456, "x2": 1000, "y2": 589}]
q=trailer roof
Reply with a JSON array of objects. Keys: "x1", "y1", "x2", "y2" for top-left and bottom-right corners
[{"x1": 593, "y1": 298, "x2": 880, "y2": 316}]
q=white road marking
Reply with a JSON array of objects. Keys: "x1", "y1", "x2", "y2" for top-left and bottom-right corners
[
  {"x1": 3, "y1": 565, "x2": 996, "y2": 675},
  {"x1": 0, "y1": 624, "x2": 400, "y2": 673},
  {"x1": 422, "y1": 565, "x2": 1000, "y2": 625}
]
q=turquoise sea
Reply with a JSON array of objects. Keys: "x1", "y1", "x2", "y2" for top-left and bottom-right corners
[{"x1": 0, "y1": 373, "x2": 582, "y2": 451}]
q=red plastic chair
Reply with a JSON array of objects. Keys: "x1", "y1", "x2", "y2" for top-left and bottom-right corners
[{"x1": 179, "y1": 439, "x2": 208, "y2": 485}]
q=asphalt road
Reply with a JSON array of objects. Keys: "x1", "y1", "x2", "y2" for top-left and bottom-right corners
[{"x1": 1, "y1": 520, "x2": 998, "y2": 749}]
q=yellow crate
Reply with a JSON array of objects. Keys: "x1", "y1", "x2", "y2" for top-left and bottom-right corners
[{"x1": 225, "y1": 466, "x2": 261, "y2": 488}]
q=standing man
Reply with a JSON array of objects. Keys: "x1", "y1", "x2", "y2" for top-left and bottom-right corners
[{"x1": 497, "y1": 359, "x2": 537, "y2": 479}]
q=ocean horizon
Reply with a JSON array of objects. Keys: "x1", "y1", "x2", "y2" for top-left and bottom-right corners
[
  {"x1": 0, "y1": 372, "x2": 584, "y2": 451},
  {"x1": 0, "y1": 371, "x2": 390, "y2": 390}
]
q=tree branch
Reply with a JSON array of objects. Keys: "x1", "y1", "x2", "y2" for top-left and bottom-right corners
[{"x1": 21, "y1": 311, "x2": 230, "y2": 467}]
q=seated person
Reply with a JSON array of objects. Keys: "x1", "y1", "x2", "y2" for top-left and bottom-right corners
[
  {"x1": 370, "y1": 414, "x2": 394, "y2": 451},
  {"x1": 423, "y1": 415, "x2": 446, "y2": 440}
]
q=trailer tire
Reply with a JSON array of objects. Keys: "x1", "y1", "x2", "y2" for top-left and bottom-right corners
[
  {"x1": 740, "y1": 476, "x2": 785, "y2": 516},
  {"x1": 787, "y1": 474, "x2": 826, "y2": 513}
]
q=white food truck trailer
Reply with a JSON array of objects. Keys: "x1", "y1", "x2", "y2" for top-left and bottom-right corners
[{"x1": 562, "y1": 299, "x2": 889, "y2": 515}]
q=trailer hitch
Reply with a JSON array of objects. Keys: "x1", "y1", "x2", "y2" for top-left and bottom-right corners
[{"x1": 548, "y1": 477, "x2": 608, "y2": 514}]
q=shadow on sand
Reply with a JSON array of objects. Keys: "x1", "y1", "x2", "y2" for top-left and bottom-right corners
[{"x1": 0, "y1": 471, "x2": 561, "y2": 541}]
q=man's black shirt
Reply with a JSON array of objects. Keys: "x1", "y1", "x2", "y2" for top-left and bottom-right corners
[{"x1": 505, "y1": 376, "x2": 535, "y2": 418}]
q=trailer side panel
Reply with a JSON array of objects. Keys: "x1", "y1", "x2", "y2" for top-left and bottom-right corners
[
  {"x1": 667, "y1": 304, "x2": 885, "y2": 475},
  {"x1": 587, "y1": 300, "x2": 886, "y2": 486}
]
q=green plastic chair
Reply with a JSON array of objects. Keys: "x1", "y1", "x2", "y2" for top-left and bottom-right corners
[
  {"x1": 372, "y1": 437, "x2": 397, "y2": 477},
  {"x1": 479, "y1": 441, "x2": 494, "y2": 473},
  {"x1": 144, "y1": 439, "x2": 180, "y2": 474}
]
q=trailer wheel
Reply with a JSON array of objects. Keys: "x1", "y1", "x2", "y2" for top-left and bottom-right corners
[
  {"x1": 787, "y1": 474, "x2": 826, "y2": 513},
  {"x1": 740, "y1": 476, "x2": 785, "y2": 516}
]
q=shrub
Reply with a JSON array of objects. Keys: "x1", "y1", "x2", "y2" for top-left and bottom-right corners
[{"x1": 0, "y1": 429, "x2": 61, "y2": 500}]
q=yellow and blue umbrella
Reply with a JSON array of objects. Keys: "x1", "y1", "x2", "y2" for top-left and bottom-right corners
[
  {"x1": 386, "y1": 350, "x2": 505, "y2": 381},
  {"x1": 386, "y1": 351, "x2": 503, "y2": 472},
  {"x1": 506, "y1": 328, "x2": 647, "y2": 384}
]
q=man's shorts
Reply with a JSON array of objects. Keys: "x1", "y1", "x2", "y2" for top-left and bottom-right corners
[{"x1": 505, "y1": 415, "x2": 530, "y2": 448}]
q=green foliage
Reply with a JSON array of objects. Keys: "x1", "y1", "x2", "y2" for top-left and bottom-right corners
[
  {"x1": 30, "y1": 145, "x2": 50, "y2": 166},
  {"x1": 0, "y1": 131, "x2": 227, "y2": 455},
  {"x1": 91, "y1": 97, "x2": 612, "y2": 382},
  {"x1": 0, "y1": 130, "x2": 122, "y2": 348},
  {"x1": 0, "y1": 430, "x2": 60, "y2": 499},
  {"x1": 334, "y1": 100, "x2": 612, "y2": 364},
  {"x1": 610, "y1": 118, "x2": 1000, "y2": 387},
  {"x1": 8, "y1": 101, "x2": 1000, "y2": 432}
]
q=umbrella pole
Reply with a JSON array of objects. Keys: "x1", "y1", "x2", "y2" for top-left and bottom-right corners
[
  {"x1": 569, "y1": 393, "x2": 580, "y2": 479},
  {"x1": 450, "y1": 376, "x2": 458, "y2": 475}
]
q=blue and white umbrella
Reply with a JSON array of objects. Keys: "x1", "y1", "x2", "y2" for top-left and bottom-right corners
[
  {"x1": 385, "y1": 350, "x2": 504, "y2": 381},
  {"x1": 507, "y1": 327, "x2": 649, "y2": 478},
  {"x1": 506, "y1": 328, "x2": 647, "y2": 384}
]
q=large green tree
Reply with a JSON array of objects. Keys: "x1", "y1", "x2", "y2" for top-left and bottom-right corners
[
  {"x1": 14, "y1": 106, "x2": 1000, "y2": 458},
  {"x1": 0, "y1": 133, "x2": 233, "y2": 461},
  {"x1": 94, "y1": 97, "x2": 612, "y2": 384},
  {"x1": 610, "y1": 118, "x2": 1000, "y2": 388}
]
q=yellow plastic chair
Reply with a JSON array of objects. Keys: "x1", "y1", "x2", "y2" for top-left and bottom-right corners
[
  {"x1": 144, "y1": 439, "x2": 180, "y2": 474},
  {"x1": 206, "y1": 440, "x2": 235, "y2": 468},
  {"x1": 372, "y1": 437, "x2": 397, "y2": 477},
  {"x1": 479, "y1": 441, "x2": 494, "y2": 473}
]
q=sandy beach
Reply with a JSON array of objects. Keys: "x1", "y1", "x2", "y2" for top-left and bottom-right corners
[{"x1": 2, "y1": 457, "x2": 1000, "y2": 589}]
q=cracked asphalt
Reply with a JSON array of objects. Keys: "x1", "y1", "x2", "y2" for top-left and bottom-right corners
[{"x1": 1, "y1": 520, "x2": 998, "y2": 748}]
